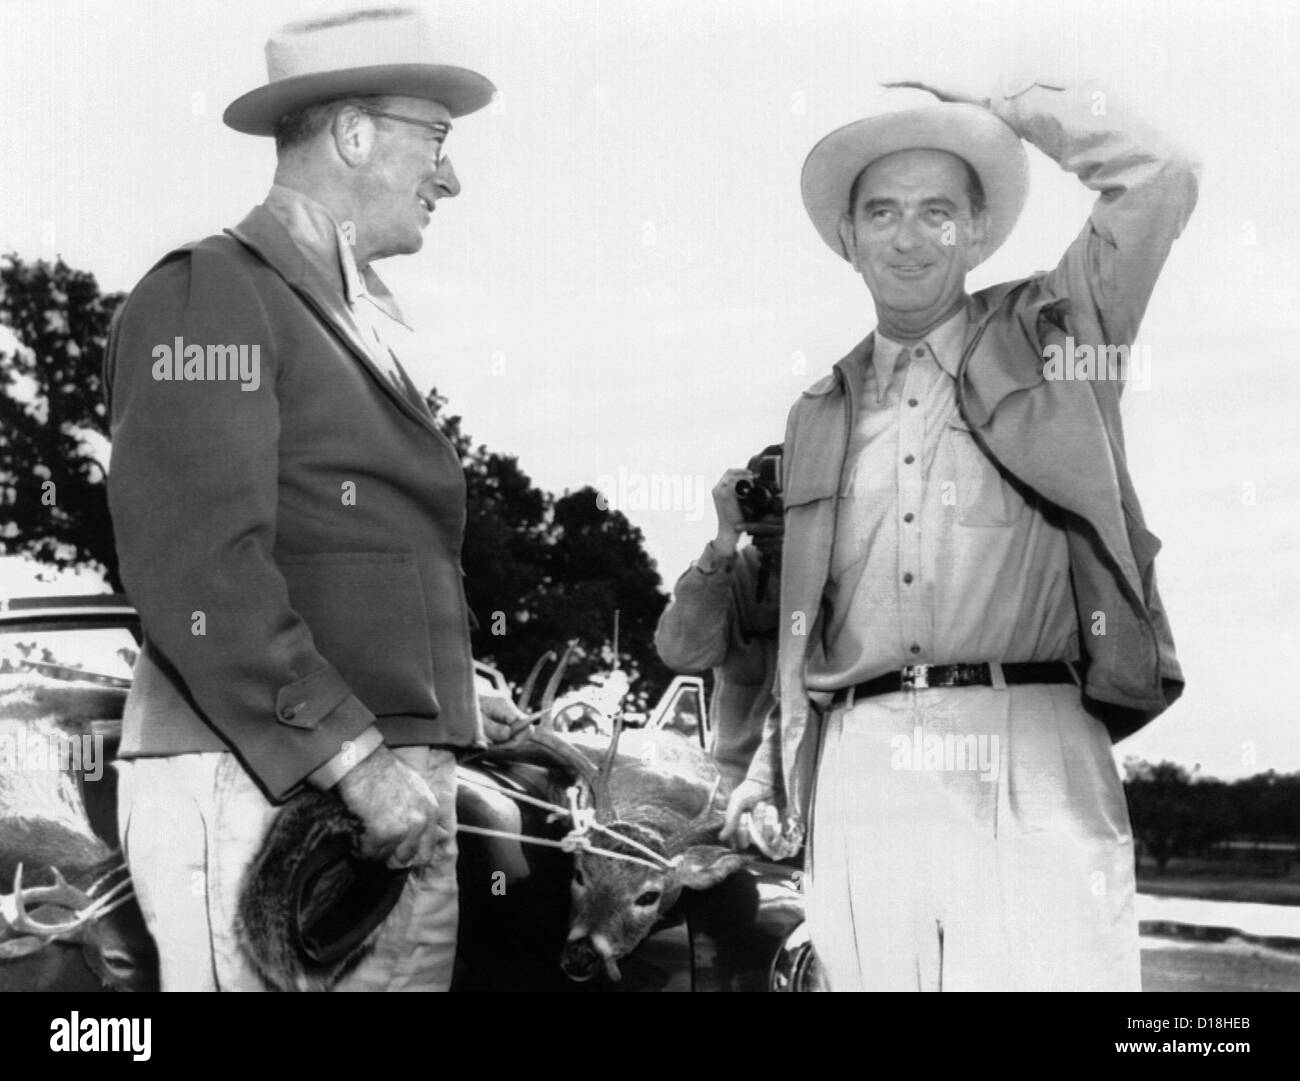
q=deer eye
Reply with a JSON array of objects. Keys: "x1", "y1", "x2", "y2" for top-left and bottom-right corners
[
  {"x1": 634, "y1": 890, "x2": 661, "y2": 907},
  {"x1": 573, "y1": 868, "x2": 585, "y2": 887}
]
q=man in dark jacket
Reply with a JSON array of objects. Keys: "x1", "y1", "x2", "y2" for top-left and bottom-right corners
[{"x1": 106, "y1": 7, "x2": 521, "y2": 991}]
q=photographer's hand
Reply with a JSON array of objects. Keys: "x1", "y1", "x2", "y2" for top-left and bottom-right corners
[{"x1": 711, "y1": 468, "x2": 753, "y2": 557}]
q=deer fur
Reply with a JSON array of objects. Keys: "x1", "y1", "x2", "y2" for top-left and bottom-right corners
[{"x1": 0, "y1": 675, "x2": 156, "y2": 991}]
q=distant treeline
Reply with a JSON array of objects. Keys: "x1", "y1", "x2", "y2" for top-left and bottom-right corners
[{"x1": 1124, "y1": 760, "x2": 1300, "y2": 872}]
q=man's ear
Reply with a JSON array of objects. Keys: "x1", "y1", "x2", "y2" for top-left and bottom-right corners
[
  {"x1": 838, "y1": 214, "x2": 860, "y2": 271},
  {"x1": 331, "y1": 105, "x2": 375, "y2": 167},
  {"x1": 674, "y1": 846, "x2": 753, "y2": 891},
  {"x1": 965, "y1": 209, "x2": 991, "y2": 270}
]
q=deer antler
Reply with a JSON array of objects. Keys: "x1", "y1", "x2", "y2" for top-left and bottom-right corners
[
  {"x1": 539, "y1": 641, "x2": 578, "y2": 728},
  {"x1": 1, "y1": 863, "x2": 135, "y2": 944},
  {"x1": 518, "y1": 651, "x2": 556, "y2": 715},
  {"x1": 523, "y1": 727, "x2": 600, "y2": 792},
  {"x1": 592, "y1": 712, "x2": 626, "y2": 821}
]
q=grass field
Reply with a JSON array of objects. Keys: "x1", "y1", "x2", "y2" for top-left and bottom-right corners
[
  {"x1": 1137, "y1": 855, "x2": 1300, "y2": 906},
  {"x1": 1141, "y1": 936, "x2": 1300, "y2": 992}
]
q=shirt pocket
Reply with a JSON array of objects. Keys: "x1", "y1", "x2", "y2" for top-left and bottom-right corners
[{"x1": 944, "y1": 420, "x2": 1018, "y2": 528}]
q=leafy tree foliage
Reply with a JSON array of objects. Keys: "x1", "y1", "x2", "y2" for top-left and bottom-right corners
[
  {"x1": 426, "y1": 390, "x2": 671, "y2": 704},
  {"x1": 0, "y1": 252, "x2": 672, "y2": 703},
  {"x1": 1124, "y1": 759, "x2": 1300, "y2": 872},
  {"x1": 0, "y1": 255, "x2": 123, "y2": 587}
]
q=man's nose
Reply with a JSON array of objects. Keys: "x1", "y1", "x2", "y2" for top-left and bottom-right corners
[
  {"x1": 433, "y1": 157, "x2": 460, "y2": 200},
  {"x1": 891, "y1": 215, "x2": 922, "y2": 251}
]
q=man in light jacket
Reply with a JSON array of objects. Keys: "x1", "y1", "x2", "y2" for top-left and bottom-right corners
[
  {"x1": 655, "y1": 454, "x2": 782, "y2": 790},
  {"x1": 723, "y1": 76, "x2": 1198, "y2": 991}
]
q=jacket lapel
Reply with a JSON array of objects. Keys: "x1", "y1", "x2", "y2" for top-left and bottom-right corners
[{"x1": 225, "y1": 206, "x2": 442, "y2": 437}]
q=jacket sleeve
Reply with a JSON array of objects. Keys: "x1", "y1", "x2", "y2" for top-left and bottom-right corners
[
  {"x1": 654, "y1": 541, "x2": 742, "y2": 673},
  {"x1": 104, "y1": 243, "x2": 377, "y2": 800},
  {"x1": 994, "y1": 80, "x2": 1201, "y2": 352},
  {"x1": 740, "y1": 699, "x2": 782, "y2": 799}
]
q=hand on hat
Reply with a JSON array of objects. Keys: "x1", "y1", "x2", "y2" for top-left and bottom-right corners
[
  {"x1": 336, "y1": 745, "x2": 449, "y2": 868},
  {"x1": 880, "y1": 78, "x2": 992, "y2": 111}
]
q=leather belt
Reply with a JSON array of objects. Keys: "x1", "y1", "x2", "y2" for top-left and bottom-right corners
[{"x1": 830, "y1": 661, "x2": 1079, "y2": 709}]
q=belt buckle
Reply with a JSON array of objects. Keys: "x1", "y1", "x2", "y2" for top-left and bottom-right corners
[{"x1": 900, "y1": 664, "x2": 930, "y2": 690}]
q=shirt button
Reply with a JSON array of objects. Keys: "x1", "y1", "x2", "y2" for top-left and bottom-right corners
[
  {"x1": 280, "y1": 706, "x2": 297, "y2": 721},
  {"x1": 914, "y1": 347, "x2": 926, "y2": 358},
  {"x1": 908, "y1": 398, "x2": 918, "y2": 407},
  {"x1": 903, "y1": 572, "x2": 914, "y2": 585},
  {"x1": 910, "y1": 643, "x2": 922, "y2": 655},
  {"x1": 903, "y1": 512, "x2": 914, "y2": 523},
  {"x1": 904, "y1": 454, "x2": 915, "y2": 465}
]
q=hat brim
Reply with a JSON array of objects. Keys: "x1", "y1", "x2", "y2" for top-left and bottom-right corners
[
  {"x1": 801, "y1": 103, "x2": 1029, "y2": 265},
  {"x1": 223, "y1": 63, "x2": 496, "y2": 135}
]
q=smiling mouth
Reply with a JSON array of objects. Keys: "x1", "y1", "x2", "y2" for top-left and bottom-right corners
[
  {"x1": 890, "y1": 264, "x2": 931, "y2": 277},
  {"x1": 417, "y1": 195, "x2": 433, "y2": 213}
]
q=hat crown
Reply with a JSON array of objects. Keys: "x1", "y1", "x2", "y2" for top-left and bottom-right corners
[
  {"x1": 266, "y1": 6, "x2": 461, "y2": 82},
  {"x1": 223, "y1": 5, "x2": 495, "y2": 134}
]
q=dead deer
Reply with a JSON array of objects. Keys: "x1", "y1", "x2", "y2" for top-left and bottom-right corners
[
  {"x1": 480, "y1": 648, "x2": 754, "y2": 981},
  {"x1": 521, "y1": 716, "x2": 751, "y2": 983},
  {"x1": 0, "y1": 677, "x2": 157, "y2": 991}
]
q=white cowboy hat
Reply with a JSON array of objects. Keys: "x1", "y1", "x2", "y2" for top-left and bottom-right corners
[
  {"x1": 801, "y1": 88, "x2": 1029, "y2": 266},
  {"x1": 223, "y1": 5, "x2": 496, "y2": 136}
]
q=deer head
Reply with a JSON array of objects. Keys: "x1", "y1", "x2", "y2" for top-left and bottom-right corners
[
  {"x1": 557, "y1": 715, "x2": 750, "y2": 982},
  {"x1": 0, "y1": 861, "x2": 153, "y2": 991}
]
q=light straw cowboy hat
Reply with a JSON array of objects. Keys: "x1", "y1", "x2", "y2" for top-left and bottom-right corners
[
  {"x1": 224, "y1": 5, "x2": 496, "y2": 136},
  {"x1": 801, "y1": 87, "x2": 1029, "y2": 266}
]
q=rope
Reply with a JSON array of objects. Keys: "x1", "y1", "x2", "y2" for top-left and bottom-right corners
[
  {"x1": 457, "y1": 773, "x2": 674, "y2": 870},
  {"x1": 456, "y1": 823, "x2": 666, "y2": 872}
]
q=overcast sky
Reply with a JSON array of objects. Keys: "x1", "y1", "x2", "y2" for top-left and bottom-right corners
[{"x1": 1, "y1": 0, "x2": 1297, "y2": 777}]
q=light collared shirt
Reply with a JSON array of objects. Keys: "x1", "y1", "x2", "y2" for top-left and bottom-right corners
[
  {"x1": 807, "y1": 307, "x2": 1079, "y2": 691},
  {"x1": 262, "y1": 184, "x2": 426, "y2": 406}
]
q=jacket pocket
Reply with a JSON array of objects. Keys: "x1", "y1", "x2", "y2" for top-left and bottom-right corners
[
  {"x1": 278, "y1": 551, "x2": 439, "y2": 718},
  {"x1": 945, "y1": 419, "x2": 1019, "y2": 527}
]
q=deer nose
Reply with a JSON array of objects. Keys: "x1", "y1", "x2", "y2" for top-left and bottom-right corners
[{"x1": 560, "y1": 937, "x2": 601, "y2": 982}]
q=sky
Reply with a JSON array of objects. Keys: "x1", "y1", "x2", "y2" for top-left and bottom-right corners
[{"x1": 1, "y1": 0, "x2": 1297, "y2": 777}]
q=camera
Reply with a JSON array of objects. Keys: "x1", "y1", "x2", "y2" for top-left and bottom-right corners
[{"x1": 734, "y1": 445, "x2": 783, "y2": 522}]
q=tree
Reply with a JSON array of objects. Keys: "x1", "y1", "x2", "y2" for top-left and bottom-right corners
[
  {"x1": 0, "y1": 255, "x2": 123, "y2": 587},
  {"x1": 426, "y1": 390, "x2": 671, "y2": 703},
  {"x1": 0, "y1": 255, "x2": 672, "y2": 705}
]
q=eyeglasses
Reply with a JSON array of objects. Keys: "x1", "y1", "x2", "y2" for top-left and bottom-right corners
[{"x1": 357, "y1": 108, "x2": 449, "y2": 164}]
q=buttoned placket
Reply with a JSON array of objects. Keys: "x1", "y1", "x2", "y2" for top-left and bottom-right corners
[{"x1": 896, "y1": 342, "x2": 932, "y2": 667}]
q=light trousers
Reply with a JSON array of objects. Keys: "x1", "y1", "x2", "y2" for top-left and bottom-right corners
[
  {"x1": 805, "y1": 683, "x2": 1140, "y2": 992},
  {"x1": 116, "y1": 745, "x2": 459, "y2": 992}
]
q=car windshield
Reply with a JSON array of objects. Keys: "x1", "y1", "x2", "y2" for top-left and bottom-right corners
[{"x1": 0, "y1": 625, "x2": 138, "y2": 684}]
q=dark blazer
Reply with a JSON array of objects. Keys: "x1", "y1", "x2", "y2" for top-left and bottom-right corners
[{"x1": 105, "y1": 206, "x2": 478, "y2": 801}]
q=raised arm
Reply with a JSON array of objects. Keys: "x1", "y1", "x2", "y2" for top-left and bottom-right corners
[
  {"x1": 889, "y1": 76, "x2": 1201, "y2": 347},
  {"x1": 654, "y1": 468, "x2": 755, "y2": 672},
  {"x1": 998, "y1": 79, "x2": 1201, "y2": 347}
]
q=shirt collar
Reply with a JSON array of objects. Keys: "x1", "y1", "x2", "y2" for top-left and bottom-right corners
[
  {"x1": 873, "y1": 304, "x2": 969, "y2": 385},
  {"x1": 261, "y1": 183, "x2": 408, "y2": 326}
]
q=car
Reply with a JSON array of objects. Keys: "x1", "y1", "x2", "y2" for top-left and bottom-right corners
[{"x1": 0, "y1": 595, "x2": 818, "y2": 991}]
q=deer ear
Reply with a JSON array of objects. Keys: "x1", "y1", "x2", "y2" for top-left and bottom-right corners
[{"x1": 674, "y1": 846, "x2": 753, "y2": 891}]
